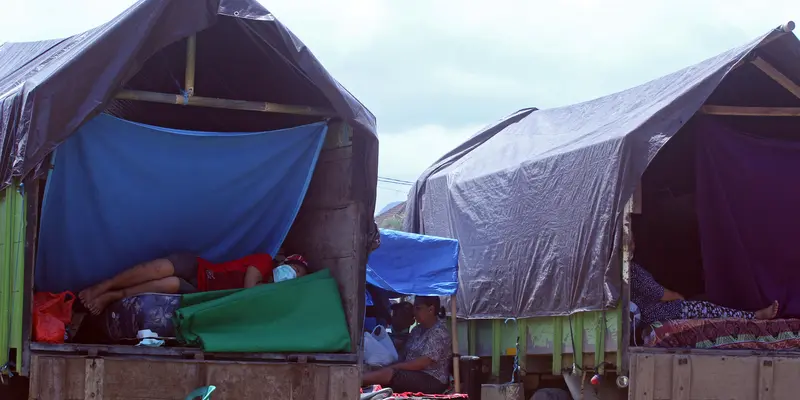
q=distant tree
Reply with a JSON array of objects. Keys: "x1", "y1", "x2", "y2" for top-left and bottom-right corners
[{"x1": 379, "y1": 216, "x2": 404, "y2": 230}]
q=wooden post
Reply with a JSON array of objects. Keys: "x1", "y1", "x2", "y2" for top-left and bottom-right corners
[
  {"x1": 491, "y1": 319, "x2": 501, "y2": 379},
  {"x1": 185, "y1": 35, "x2": 196, "y2": 97},
  {"x1": 451, "y1": 296, "x2": 461, "y2": 393},
  {"x1": 700, "y1": 105, "x2": 800, "y2": 116}
]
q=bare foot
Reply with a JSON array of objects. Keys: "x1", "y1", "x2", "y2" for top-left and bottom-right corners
[
  {"x1": 78, "y1": 282, "x2": 110, "y2": 307},
  {"x1": 86, "y1": 290, "x2": 124, "y2": 315},
  {"x1": 755, "y1": 300, "x2": 779, "y2": 320}
]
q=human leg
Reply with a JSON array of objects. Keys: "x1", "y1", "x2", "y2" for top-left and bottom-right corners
[
  {"x1": 362, "y1": 367, "x2": 394, "y2": 386},
  {"x1": 86, "y1": 276, "x2": 182, "y2": 315},
  {"x1": 78, "y1": 258, "x2": 177, "y2": 304},
  {"x1": 680, "y1": 300, "x2": 778, "y2": 320}
]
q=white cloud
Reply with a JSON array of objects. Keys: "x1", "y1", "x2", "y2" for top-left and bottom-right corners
[{"x1": 376, "y1": 123, "x2": 485, "y2": 210}]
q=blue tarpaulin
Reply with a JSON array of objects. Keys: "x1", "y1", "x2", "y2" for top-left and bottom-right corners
[
  {"x1": 366, "y1": 229, "x2": 459, "y2": 297},
  {"x1": 36, "y1": 114, "x2": 327, "y2": 292}
]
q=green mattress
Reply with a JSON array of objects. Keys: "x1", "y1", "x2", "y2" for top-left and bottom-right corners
[{"x1": 174, "y1": 269, "x2": 351, "y2": 353}]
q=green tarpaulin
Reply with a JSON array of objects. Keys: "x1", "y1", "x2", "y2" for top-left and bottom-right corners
[{"x1": 174, "y1": 269, "x2": 351, "y2": 353}]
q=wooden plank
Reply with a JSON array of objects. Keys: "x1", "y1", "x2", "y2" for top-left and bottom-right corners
[
  {"x1": 751, "y1": 57, "x2": 800, "y2": 100},
  {"x1": 700, "y1": 105, "x2": 800, "y2": 116},
  {"x1": 594, "y1": 312, "x2": 606, "y2": 374},
  {"x1": 31, "y1": 356, "x2": 67, "y2": 400},
  {"x1": 115, "y1": 89, "x2": 335, "y2": 117},
  {"x1": 671, "y1": 356, "x2": 691, "y2": 400},
  {"x1": 568, "y1": 314, "x2": 583, "y2": 370},
  {"x1": 552, "y1": 316, "x2": 563, "y2": 375},
  {"x1": 619, "y1": 196, "x2": 634, "y2": 375},
  {"x1": 184, "y1": 35, "x2": 197, "y2": 97},
  {"x1": 759, "y1": 358, "x2": 774, "y2": 400},
  {"x1": 84, "y1": 358, "x2": 104, "y2": 400},
  {"x1": 491, "y1": 319, "x2": 501, "y2": 378},
  {"x1": 468, "y1": 320, "x2": 477, "y2": 356},
  {"x1": 21, "y1": 178, "x2": 40, "y2": 376},
  {"x1": 633, "y1": 354, "x2": 655, "y2": 400},
  {"x1": 327, "y1": 364, "x2": 359, "y2": 400},
  {"x1": 517, "y1": 319, "x2": 528, "y2": 376}
]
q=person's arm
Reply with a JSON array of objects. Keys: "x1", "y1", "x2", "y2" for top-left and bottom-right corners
[
  {"x1": 243, "y1": 266, "x2": 263, "y2": 288},
  {"x1": 631, "y1": 263, "x2": 683, "y2": 302},
  {"x1": 661, "y1": 288, "x2": 684, "y2": 301},
  {"x1": 390, "y1": 356, "x2": 433, "y2": 371}
]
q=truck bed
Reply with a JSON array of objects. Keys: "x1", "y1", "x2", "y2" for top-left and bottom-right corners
[
  {"x1": 29, "y1": 351, "x2": 359, "y2": 400},
  {"x1": 629, "y1": 348, "x2": 800, "y2": 399}
]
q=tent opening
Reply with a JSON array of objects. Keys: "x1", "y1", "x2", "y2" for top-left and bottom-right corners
[{"x1": 633, "y1": 114, "x2": 800, "y2": 350}]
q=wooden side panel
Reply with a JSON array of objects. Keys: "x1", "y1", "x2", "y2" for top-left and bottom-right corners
[
  {"x1": 628, "y1": 352, "x2": 800, "y2": 400},
  {"x1": 30, "y1": 354, "x2": 359, "y2": 400}
]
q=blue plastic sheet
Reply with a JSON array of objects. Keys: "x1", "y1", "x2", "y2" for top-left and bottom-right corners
[
  {"x1": 36, "y1": 114, "x2": 327, "y2": 292},
  {"x1": 366, "y1": 229, "x2": 459, "y2": 296}
]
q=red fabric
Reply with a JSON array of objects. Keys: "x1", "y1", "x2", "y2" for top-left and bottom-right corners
[
  {"x1": 196, "y1": 254, "x2": 274, "y2": 291},
  {"x1": 393, "y1": 393, "x2": 468, "y2": 399},
  {"x1": 645, "y1": 318, "x2": 800, "y2": 350}
]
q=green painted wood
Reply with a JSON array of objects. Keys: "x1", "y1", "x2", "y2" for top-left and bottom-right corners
[
  {"x1": 491, "y1": 319, "x2": 501, "y2": 378},
  {"x1": 551, "y1": 316, "x2": 563, "y2": 375},
  {"x1": 0, "y1": 184, "x2": 25, "y2": 374},
  {"x1": 468, "y1": 320, "x2": 477, "y2": 356},
  {"x1": 517, "y1": 319, "x2": 528, "y2": 374},
  {"x1": 595, "y1": 311, "x2": 606, "y2": 373},
  {"x1": 571, "y1": 313, "x2": 584, "y2": 369}
]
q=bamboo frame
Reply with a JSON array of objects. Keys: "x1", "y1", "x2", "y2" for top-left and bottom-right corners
[
  {"x1": 450, "y1": 297, "x2": 461, "y2": 393},
  {"x1": 700, "y1": 105, "x2": 800, "y2": 116},
  {"x1": 114, "y1": 34, "x2": 336, "y2": 117}
]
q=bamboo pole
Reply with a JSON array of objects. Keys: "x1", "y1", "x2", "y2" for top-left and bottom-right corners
[
  {"x1": 185, "y1": 35, "x2": 197, "y2": 97},
  {"x1": 451, "y1": 296, "x2": 461, "y2": 393},
  {"x1": 700, "y1": 105, "x2": 800, "y2": 116},
  {"x1": 751, "y1": 57, "x2": 800, "y2": 100},
  {"x1": 114, "y1": 89, "x2": 335, "y2": 117}
]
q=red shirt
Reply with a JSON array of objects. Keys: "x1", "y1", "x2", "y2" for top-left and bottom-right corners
[{"x1": 196, "y1": 254, "x2": 274, "y2": 292}]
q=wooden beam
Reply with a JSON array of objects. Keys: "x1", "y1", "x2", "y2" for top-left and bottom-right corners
[
  {"x1": 450, "y1": 296, "x2": 461, "y2": 393},
  {"x1": 700, "y1": 105, "x2": 800, "y2": 116},
  {"x1": 185, "y1": 35, "x2": 196, "y2": 97},
  {"x1": 751, "y1": 57, "x2": 800, "y2": 100},
  {"x1": 115, "y1": 90, "x2": 335, "y2": 117}
]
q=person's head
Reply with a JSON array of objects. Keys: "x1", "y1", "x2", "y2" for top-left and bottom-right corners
[
  {"x1": 413, "y1": 296, "x2": 444, "y2": 327},
  {"x1": 272, "y1": 254, "x2": 308, "y2": 282},
  {"x1": 390, "y1": 301, "x2": 414, "y2": 332}
]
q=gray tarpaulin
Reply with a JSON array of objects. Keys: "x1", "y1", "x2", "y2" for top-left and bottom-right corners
[{"x1": 405, "y1": 26, "x2": 800, "y2": 319}]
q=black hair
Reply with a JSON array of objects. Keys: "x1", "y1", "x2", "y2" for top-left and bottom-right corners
[{"x1": 415, "y1": 296, "x2": 447, "y2": 319}]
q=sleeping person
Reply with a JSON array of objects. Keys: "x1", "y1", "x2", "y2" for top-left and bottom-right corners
[
  {"x1": 78, "y1": 253, "x2": 308, "y2": 315},
  {"x1": 632, "y1": 262, "x2": 779, "y2": 327}
]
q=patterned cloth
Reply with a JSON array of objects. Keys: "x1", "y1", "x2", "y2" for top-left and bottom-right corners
[
  {"x1": 631, "y1": 263, "x2": 754, "y2": 327},
  {"x1": 403, "y1": 320, "x2": 452, "y2": 384},
  {"x1": 104, "y1": 293, "x2": 181, "y2": 340},
  {"x1": 644, "y1": 318, "x2": 800, "y2": 350}
]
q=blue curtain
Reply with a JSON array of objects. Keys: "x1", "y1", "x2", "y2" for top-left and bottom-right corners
[{"x1": 36, "y1": 114, "x2": 327, "y2": 292}]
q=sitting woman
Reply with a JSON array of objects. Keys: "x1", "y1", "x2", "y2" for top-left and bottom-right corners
[
  {"x1": 362, "y1": 296, "x2": 452, "y2": 394},
  {"x1": 632, "y1": 262, "x2": 779, "y2": 327}
]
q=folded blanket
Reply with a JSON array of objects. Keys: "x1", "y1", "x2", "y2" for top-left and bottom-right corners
[
  {"x1": 174, "y1": 269, "x2": 351, "y2": 353},
  {"x1": 645, "y1": 318, "x2": 800, "y2": 350}
]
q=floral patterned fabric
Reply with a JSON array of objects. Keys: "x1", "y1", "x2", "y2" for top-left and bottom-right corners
[
  {"x1": 644, "y1": 318, "x2": 800, "y2": 350},
  {"x1": 404, "y1": 320, "x2": 452, "y2": 384},
  {"x1": 104, "y1": 293, "x2": 181, "y2": 340}
]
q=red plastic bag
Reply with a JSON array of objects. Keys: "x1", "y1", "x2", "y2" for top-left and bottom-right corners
[{"x1": 33, "y1": 291, "x2": 75, "y2": 344}]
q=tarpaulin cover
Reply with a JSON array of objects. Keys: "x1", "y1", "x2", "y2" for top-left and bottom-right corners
[
  {"x1": 0, "y1": 0, "x2": 377, "y2": 192},
  {"x1": 404, "y1": 29, "x2": 800, "y2": 318},
  {"x1": 175, "y1": 269, "x2": 351, "y2": 352},
  {"x1": 35, "y1": 114, "x2": 326, "y2": 293},
  {"x1": 366, "y1": 229, "x2": 459, "y2": 296},
  {"x1": 695, "y1": 117, "x2": 800, "y2": 318}
]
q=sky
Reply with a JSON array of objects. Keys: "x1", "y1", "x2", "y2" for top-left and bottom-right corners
[{"x1": 1, "y1": 0, "x2": 797, "y2": 212}]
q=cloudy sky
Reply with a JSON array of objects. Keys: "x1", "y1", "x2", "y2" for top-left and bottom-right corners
[{"x1": 1, "y1": 0, "x2": 797, "y2": 211}]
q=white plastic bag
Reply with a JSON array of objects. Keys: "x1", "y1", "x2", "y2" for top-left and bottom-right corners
[
  {"x1": 363, "y1": 326, "x2": 399, "y2": 366},
  {"x1": 372, "y1": 325, "x2": 398, "y2": 361}
]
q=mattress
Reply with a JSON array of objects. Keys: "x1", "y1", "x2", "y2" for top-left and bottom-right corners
[
  {"x1": 644, "y1": 318, "x2": 800, "y2": 350},
  {"x1": 103, "y1": 293, "x2": 181, "y2": 340}
]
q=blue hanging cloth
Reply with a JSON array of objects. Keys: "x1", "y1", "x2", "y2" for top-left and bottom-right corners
[{"x1": 36, "y1": 114, "x2": 327, "y2": 292}]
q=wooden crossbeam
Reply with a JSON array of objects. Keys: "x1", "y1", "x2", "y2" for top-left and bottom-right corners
[
  {"x1": 701, "y1": 105, "x2": 800, "y2": 116},
  {"x1": 115, "y1": 90, "x2": 335, "y2": 117},
  {"x1": 751, "y1": 57, "x2": 800, "y2": 100},
  {"x1": 731, "y1": 21, "x2": 795, "y2": 70},
  {"x1": 114, "y1": 34, "x2": 336, "y2": 117}
]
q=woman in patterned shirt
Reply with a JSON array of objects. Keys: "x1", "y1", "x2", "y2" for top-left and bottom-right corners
[{"x1": 362, "y1": 296, "x2": 452, "y2": 394}]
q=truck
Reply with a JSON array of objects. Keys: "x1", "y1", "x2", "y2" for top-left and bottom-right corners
[{"x1": 0, "y1": 1, "x2": 378, "y2": 399}]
